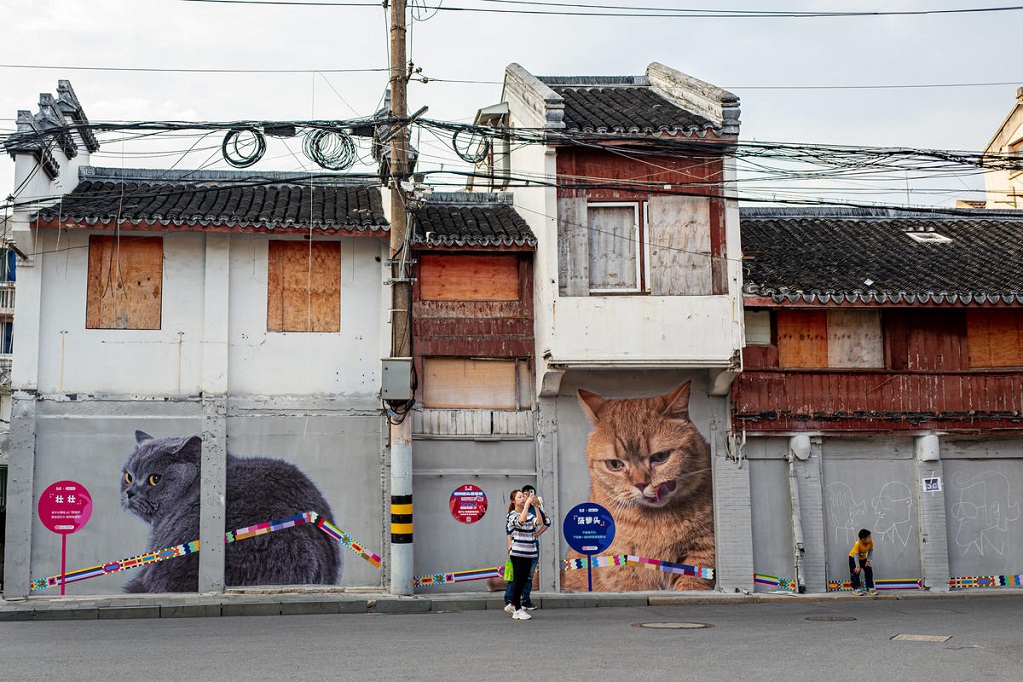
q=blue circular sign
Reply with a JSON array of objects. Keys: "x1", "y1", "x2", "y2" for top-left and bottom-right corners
[{"x1": 563, "y1": 502, "x2": 616, "y2": 555}]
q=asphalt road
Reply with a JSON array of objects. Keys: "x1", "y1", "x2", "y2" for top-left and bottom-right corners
[{"x1": 3, "y1": 596, "x2": 1021, "y2": 681}]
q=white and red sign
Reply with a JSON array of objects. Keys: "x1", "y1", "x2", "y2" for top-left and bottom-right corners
[
  {"x1": 38, "y1": 480, "x2": 93, "y2": 535},
  {"x1": 449, "y1": 484, "x2": 488, "y2": 524}
]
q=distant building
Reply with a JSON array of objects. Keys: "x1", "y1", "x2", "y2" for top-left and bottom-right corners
[{"x1": 983, "y1": 87, "x2": 1023, "y2": 209}]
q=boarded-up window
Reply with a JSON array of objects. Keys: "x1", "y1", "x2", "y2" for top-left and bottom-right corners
[
  {"x1": 647, "y1": 195, "x2": 711, "y2": 295},
  {"x1": 588, "y1": 204, "x2": 639, "y2": 291},
  {"x1": 968, "y1": 309, "x2": 1023, "y2": 367},
  {"x1": 826, "y1": 310, "x2": 883, "y2": 368},
  {"x1": 423, "y1": 358, "x2": 529, "y2": 408},
  {"x1": 86, "y1": 235, "x2": 163, "y2": 330},
  {"x1": 777, "y1": 309, "x2": 828, "y2": 367},
  {"x1": 420, "y1": 254, "x2": 519, "y2": 301},
  {"x1": 267, "y1": 240, "x2": 341, "y2": 332}
]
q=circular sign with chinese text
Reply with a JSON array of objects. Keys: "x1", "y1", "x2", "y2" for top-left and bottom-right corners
[
  {"x1": 38, "y1": 480, "x2": 93, "y2": 535},
  {"x1": 449, "y1": 484, "x2": 488, "y2": 524},
  {"x1": 563, "y1": 502, "x2": 616, "y2": 555}
]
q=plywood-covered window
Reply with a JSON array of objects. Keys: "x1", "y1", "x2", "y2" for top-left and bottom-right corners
[
  {"x1": 647, "y1": 195, "x2": 711, "y2": 295},
  {"x1": 267, "y1": 240, "x2": 341, "y2": 332},
  {"x1": 588, "y1": 203, "x2": 640, "y2": 292},
  {"x1": 86, "y1": 235, "x2": 163, "y2": 330},
  {"x1": 423, "y1": 358, "x2": 531, "y2": 409},
  {"x1": 967, "y1": 309, "x2": 1023, "y2": 367},
  {"x1": 420, "y1": 254, "x2": 519, "y2": 301},
  {"x1": 776, "y1": 309, "x2": 882, "y2": 368}
]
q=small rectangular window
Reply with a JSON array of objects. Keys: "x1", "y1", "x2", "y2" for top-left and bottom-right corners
[
  {"x1": 588, "y1": 203, "x2": 640, "y2": 292},
  {"x1": 423, "y1": 358, "x2": 528, "y2": 409},
  {"x1": 267, "y1": 240, "x2": 341, "y2": 333},
  {"x1": 968, "y1": 309, "x2": 1023, "y2": 367},
  {"x1": 86, "y1": 235, "x2": 163, "y2": 330}
]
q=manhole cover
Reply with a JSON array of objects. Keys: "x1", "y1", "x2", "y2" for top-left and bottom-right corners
[
  {"x1": 891, "y1": 634, "x2": 952, "y2": 642},
  {"x1": 632, "y1": 622, "x2": 713, "y2": 630},
  {"x1": 805, "y1": 616, "x2": 857, "y2": 622}
]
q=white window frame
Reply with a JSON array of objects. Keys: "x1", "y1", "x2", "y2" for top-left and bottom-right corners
[{"x1": 587, "y1": 201, "x2": 643, "y2": 294}]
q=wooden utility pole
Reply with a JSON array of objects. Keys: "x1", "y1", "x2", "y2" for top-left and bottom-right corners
[{"x1": 387, "y1": 0, "x2": 414, "y2": 596}]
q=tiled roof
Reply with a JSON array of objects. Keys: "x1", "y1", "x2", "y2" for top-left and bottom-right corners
[
  {"x1": 541, "y1": 77, "x2": 715, "y2": 135},
  {"x1": 33, "y1": 167, "x2": 388, "y2": 234},
  {"x1": 411, "y1": 193, "x2": 536, "y2": 248},
  {"x1": 741, "y1": 207, "x2": 1023, "y2": 305}
]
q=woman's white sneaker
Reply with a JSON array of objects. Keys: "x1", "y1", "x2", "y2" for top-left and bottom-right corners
[{"x1": 513, "y1": 609, "x2": 532, "y2": 620}]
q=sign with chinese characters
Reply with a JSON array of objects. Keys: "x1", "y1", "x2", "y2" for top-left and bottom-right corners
[
  {"x1": 449, "y1": 484, "x2": 488, "y2": 524},
  {"x1": 563, "y1": 502, "x2": 616, "y2": 555},
  {"x1": 38, "y1": 480, "x2": 93, "y2": 535}
]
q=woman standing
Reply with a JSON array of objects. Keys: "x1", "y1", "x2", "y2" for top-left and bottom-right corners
[{"x1": 505, "y1": 489, "x2": 539, "y2": 620}]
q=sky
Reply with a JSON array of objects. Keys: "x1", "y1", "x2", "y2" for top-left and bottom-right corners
[{"x1": 1, "y1": 0, "x2": 1020, "y2": 209}]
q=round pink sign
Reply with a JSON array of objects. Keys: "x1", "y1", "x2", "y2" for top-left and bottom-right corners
[
  {"x1": 38, "y1": 480, "x2": 93, "y2": 535},
  {"x1": 449, "y1": 484, "x2": 488, "y2": 524}
]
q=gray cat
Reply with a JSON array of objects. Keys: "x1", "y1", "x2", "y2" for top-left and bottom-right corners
[{"x1": 120, "y1": 431, "x2": 342, "y2": 592}]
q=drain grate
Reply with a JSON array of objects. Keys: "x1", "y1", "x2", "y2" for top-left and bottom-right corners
[
  {"x1": 890, "y1": 634, "x2": 952, "y2": 642},
  {"x1": 805, "y1": 616, "x2": 857, "y2": 622},
  {"x1": 633, "y1": 622, "x2": 714, "y2": 630}
]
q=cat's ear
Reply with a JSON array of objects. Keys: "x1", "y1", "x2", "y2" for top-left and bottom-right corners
[
  {"x1": 172, "y1": 435, "x2": 203, "y2": 463},
  {"x1": 577, "y1": 389, "x2": 606, "y2": 424},
  {"x1": 662, "y1": 382, "x2": 693, "y2": 420},
  {"x1": 135, "y1": 430, "x2": 153, "y2": 444}
]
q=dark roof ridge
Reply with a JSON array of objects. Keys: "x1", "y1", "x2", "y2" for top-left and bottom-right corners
[
  {"x1": 740, "y1": 205, "x2": 1023, "y2": 221},
  {"x1": 424, "y1": 191, "x2": 514, "y2": 206},
  {"x1": 537, "y1": 75, "x2": 649, "y2": 87},
  {"x1": 81, "y1": 166, "x2": 381, "y2": 186}
]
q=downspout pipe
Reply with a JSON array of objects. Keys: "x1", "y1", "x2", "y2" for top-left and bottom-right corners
[{"x1": 788, "y1": 435, "x2": 811, "y2": 594}]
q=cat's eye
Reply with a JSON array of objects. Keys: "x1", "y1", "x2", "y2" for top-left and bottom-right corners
[
  {"x1": 148, "y1": 474, "x2": 161, "y2": 486},
  {"x1": 604, "y1": 459, "x2": 625, "y2": 471},
  {"x1": 124, "y1": 472, "x2": 132, "y2": 484},
  {"x1": 650, "y1": 451, "x2": 672, "y2": 465}
]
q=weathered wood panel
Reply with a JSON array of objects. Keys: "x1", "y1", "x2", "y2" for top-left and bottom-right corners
[
  {"x1": 86, "y1": 235, "x2": 163, "y2": 330},
  {"x1": 647, "y1": 195, "x2": 712, "y2": 295},
  {"x1": 776, "y1": 309, "x2": 828, "y2": 367},
  {"x1": 968, "y1": 309, "x2": 1023, "y2": 367},
  {"x1": 827, "y1": 310, "x2": 883, "y2": 368},
  {"x1": 885, "y1": 310, "x2": 967, "y2": 371},
  {"x1": 587, "y1": 204, "x2": 638, "y2": 291},
  {"x1": 423, "y1": 358, "x2": 518, "y2": 409},
  {"x1": 558, "y1": 197, "x2": 588, "y2": 297},
  {"x1": 413, "y1": 408, "x2": 534, "y2": 436},
  {"x1": 733, "y1": 369, "x2": 1023, "y2": 432},
  {"x1": 267, "y1": 240, "x2": 340, "y2": 332},
  {"x1": 420, "y1": 254, "x2": 519, "y2": 301},
  {"x1": 556, "y1": 147, "x2": 724, "y2": 201}
]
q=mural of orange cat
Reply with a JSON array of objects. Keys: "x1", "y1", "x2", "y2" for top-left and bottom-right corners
[{"x1": 561, "y1": 382, "x2": 715, "y2": 591}]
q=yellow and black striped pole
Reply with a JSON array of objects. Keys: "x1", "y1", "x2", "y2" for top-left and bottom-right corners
[{"x1": 391, "y1": 494, "x2": 413, "y2": 544}]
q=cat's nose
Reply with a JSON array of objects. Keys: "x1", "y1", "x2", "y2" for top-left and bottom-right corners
[{"x1": 125, "y1": 489, "x2": 136, "y2": 499}]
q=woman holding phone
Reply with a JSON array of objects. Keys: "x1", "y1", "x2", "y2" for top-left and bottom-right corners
[{"x1": 505, "y1": 489, "x2": 539, "y2": 620}]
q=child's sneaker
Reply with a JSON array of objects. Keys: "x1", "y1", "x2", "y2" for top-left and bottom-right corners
[
  {"x1": 522, "y1": 601, "x2": 538, "y2": 610},
  {"x1": 867, "y1": 589, "x2": 878, "y2": 596},
  {"x1": 503, "y1": 603, "x2": 515, "y2": 614},
  {"x1": 513, "y1": 609, "x2": 532, "y2": 620},
  {"x1": 853, "y1": 589, "x2": 866, "y2": 596}
]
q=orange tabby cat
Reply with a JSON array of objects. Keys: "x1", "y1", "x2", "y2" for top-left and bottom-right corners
[{"x1": 561, "y1": 382, "x2": 715, "y2": 591}]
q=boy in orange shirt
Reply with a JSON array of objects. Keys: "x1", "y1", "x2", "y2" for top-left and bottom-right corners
[{"x1": 848, "y1": 528, "x2": 876, "y2": 596}]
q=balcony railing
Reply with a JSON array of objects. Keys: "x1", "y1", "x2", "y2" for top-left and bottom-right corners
[
  {"x1": 733, "y1": 369, "x2": 1023, "y2": 430},
  {"x1": 0, "y1": 281, "x2": 13, "y2": 315}
]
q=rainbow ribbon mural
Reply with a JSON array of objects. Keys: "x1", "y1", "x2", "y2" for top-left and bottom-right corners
[
  {"x1": 949, "y1": 575, "x2": 1023, "y2": 590},
  {"x1": 413, "y1": 566, "x2": 506, "y2": 587},
  {"x1": 560, "y1": 554, "x2": 714, "y2": 580},
  {"x1": 827, "y1": 578, "x2": 922, "y2": 592},
  {"x1": 30, "y1": 511, "x2": 380, "y2": 592},
  {"x1": 753, "y1": 574, "x2": 798, "y2": 591}
]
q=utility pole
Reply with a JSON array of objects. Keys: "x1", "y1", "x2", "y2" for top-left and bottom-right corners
[{"x1": 387, "y1": 0, "x2": 414, "y2": 596}]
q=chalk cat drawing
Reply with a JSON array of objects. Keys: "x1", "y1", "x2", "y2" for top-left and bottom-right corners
[
  {"x1": 561, "y1": 383, "x2": 715, "y2": 591},
  {"x1": 120, "y1": 431, "x2": 342, "y2": 592}
]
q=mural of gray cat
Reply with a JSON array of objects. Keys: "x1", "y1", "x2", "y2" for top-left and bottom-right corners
[{"x1": 120, "y1": 431, "x2": 342, "y2": 592}]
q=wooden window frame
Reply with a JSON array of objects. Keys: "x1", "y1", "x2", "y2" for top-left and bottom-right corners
[
  {"x1": 86, "y1": 235, "x2": 163, "y2": 330},
  {"x1": 587, "y1": 201, "x2": 646, "y2": 294}
]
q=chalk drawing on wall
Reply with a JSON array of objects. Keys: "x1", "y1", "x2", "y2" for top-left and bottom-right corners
[
  {"x1": 949, "y1": 471, "x2": 1022, "y2": 557},
  {"x1": 823, "y1": 482, "x2": 866, "y2": 546},
  {"x1": 871, "y1": 481, "x2": 913, "y2": 547}
]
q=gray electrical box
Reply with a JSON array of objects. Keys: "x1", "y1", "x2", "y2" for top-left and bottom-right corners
[{"x1": 381, "y1": 358, "x2": 413, "y2": 401}]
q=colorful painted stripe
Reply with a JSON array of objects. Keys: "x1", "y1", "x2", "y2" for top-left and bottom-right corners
[
  {"x1": 315, "y1": 516, "x2": 382, "y2": 568},
  {"x1": 827, "y1": 578, "x2": 923, "y2": 591},
  {"x1": 559, "y1": 554, "x2": 714, "y2": 580},
  {"x1": 413, "y1": 565, "x2": 505, "y2": 587},
  {"x1": 754, "y1": 574, "x2": 797, "y2": 591},
  {"x1": 30, "y1": 511, "x2": 380, "y2": 592},
  {"x1": 949, "y1": 574, "x2": 1023, "y2": 589}
]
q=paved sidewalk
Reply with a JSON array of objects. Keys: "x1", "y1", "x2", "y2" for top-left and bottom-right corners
[{"x1": 2, "y1": 586, "x2": 1019, "y2": 621}]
